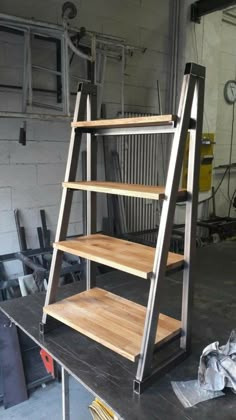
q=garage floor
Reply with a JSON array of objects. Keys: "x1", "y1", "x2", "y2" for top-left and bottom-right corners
[
  {"x1": 0, "y1": 377, "x2": 93, "y2": 420},
  {"x1": 0, "y1": 241, "x2": 235, "y2": 419}
]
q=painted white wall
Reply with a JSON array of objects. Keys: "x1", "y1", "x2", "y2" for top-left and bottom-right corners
[{"x1": 0, "y1": 0, "x2": 173, "y2": 278}]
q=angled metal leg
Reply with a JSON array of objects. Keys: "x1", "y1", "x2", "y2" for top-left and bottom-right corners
[
  {"x1": 134, "y1": 64, "x2": 205, "y2": 390},
  {"x1": 86, "y1": 86, "x2": 97, "y2": 290},
  {"x1": 41, "y1": 84, "x2": 91, "y2": 326},
  {"x1": 181, "y1": 75, "x2": 205, "y2": 352}
]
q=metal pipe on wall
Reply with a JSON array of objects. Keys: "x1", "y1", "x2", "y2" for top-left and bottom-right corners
[
  {"x1": 169, "y1": 0, "x2": 181, "y2": 114},
  {"x1": 163, "y1": 0, "x2": 181, "y2": 180},
  {"x1": 120, "y1": 46, "x2": 125, "y2": 117}
]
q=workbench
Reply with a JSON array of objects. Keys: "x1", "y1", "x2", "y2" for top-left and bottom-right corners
[{"x1": 0, "y1": 242, "x2": 235, "y2": 420}]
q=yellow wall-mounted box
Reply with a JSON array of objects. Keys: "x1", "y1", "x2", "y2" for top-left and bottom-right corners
[{"x1": 182, "y1": 133, "x2": 215, "y2": 192}]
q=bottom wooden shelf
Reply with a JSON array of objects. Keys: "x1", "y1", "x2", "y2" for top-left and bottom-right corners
[{"x1": 43, "y1": 288, "x2": 181, "y2": 362}]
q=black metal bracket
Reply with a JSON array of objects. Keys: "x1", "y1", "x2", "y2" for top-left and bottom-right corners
[
  {"x1": 133, "y1": 349, "x2": 188, "y2": 395},
  {"x1": 185, "y1": 62, "x2": 206, "y2": 78},
  {"x1": 39, "y1": 316, "x2": 62, "y2": 336},
  {"x1": 78, "y1": 82, "x2": 97, "y2": 96},
  {"x1": 191, "y1": 0, "x2": 236, "y2": 23}
]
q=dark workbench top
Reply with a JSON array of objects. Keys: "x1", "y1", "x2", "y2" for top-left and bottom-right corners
[{"x1": 0, "y1": 242, "x2": 236, "y2": 420}]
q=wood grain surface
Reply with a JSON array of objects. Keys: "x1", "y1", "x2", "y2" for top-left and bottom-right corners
[
  {"x1": 54, "y1": 234, "x2": 184, "y2": 279},
  {"x1": 71, "y1": 115, "x2": 176, "y2": 129},
  {"x1": 43, "y1": 287, "x2": 181, "y2": 361}
]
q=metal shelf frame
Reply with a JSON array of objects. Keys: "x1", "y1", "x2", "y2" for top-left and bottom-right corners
[{"x1": 40, "y1": 62, "x2": 205, "y2": 394}]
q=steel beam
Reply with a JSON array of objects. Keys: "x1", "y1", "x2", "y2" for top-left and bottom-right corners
[
  {"x1": 135, "y1": 63, "x2": 205, "y2": 388},
  {"x1": 87, "y1": 126, "x2": 176, "y2": 136},
  {"x1": 41, "y1": 85, "x2": 87, "y2": 324},
  {"x1": 181, "y1": 75, "x2": 205, "y2": 352},
  {"x1": 135, "y1": 70, "x2": 196, "y2": 383}
]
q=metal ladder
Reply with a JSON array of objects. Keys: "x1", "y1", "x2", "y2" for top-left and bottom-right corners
[{"x1": 40, "y1": 62, "x2": 205, "y2": 394}]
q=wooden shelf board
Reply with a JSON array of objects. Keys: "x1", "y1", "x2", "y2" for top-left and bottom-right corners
[
  {"x1": 43, "y1": 287, "x2": 181, "y2": 362},
  {"x1": 63, "y1": 181, "x2": 187, "y2": 201},
  {"x1": 63, "y1": 181, "x2": 166, "y2": 200},
  {"x1": 54, "y1": 234, "x2": 184, "y2": 279},
  {"x1": 71, "y1": 115, "x2": 176, "y2": 130}
]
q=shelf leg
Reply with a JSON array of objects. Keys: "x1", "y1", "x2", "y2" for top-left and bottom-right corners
[
  {"x1": 181, "y1": 76, "x2": 205, "y2": 352},
  {"x1": 135, "y1": 63, "x2": 205, "y2": 386},
  {"x1": 41, "y1": 84, "x2": 91, "y2": 326}
]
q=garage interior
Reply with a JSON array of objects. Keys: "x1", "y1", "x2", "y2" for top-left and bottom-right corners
[{"x1": 0, "y1": 1, "x2": 236, "y2": 419}]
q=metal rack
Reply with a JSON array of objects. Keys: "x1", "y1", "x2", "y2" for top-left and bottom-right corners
[
  {"x1": 40, "y1": 62, "x2": 205, "y2": 394},
  {"x1": 0, "y1": 13, "x2": 145, "y2": 123}
]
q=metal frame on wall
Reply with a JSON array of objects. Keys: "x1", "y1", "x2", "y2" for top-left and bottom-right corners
[{"x1": 0, "y1": 13, "x2": 145, "y2": 122}]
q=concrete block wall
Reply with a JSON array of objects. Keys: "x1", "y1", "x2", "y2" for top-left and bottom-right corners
[{"x1": 0, "y1": 0, "x2": 173, "y2": 278}]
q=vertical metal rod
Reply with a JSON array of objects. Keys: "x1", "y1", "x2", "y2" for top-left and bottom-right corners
[
  {"x1": 143, "y1": 135, "x2": 147, "y2": 231},
  {"x1": 56, "y1": 39, "x2": 62, "y2": 103},
  {"x1": 139, "y1": 131, "x2": 143, "y2": 231},
  {"x1": 61, "y1": 34, "x2": 66, "y2": 115},
  {"x1": 156, "y1": 80, "x2": 162, "y2": 115},
  {"x1": 121, "y1": 46, "x2": 125, "y2": 117},
  {"x1": 86, "y1": 87, "x2": 97, "y2": 289},
  {"x1": 138, "y1": 131, "x2": 142, "y2": 231},
  {"x1": 142, "y1": 131, "x2": 146, "y2": 230},
  {"x1": 126, "y1": 118, "x2": 131, "y2": 231},
  {"x1": 64, "y1": 34, "x2": 70, "y2": 116},
  {"x1": 136, "y1": 70, "x2": 196, "y2": 382},
  {"x1": 131, "y1": 128, "x2": 134, "y2": 232},
  {"x1": 61, "y1": 34, "x2": 70, "y2": 116},
  {"x1": 131, "y1": 130, "x2": 135, "y2": 231},
  {"x1": 22, "y1": 30, "x2": 29, "y2": 112},
  {"x1": 97, "y1": 54, "x2": 107, "y2": 117},
  {"x1": 151, "y1": 134, "x2": 156, "y2": 228},
  {"x1": 62, "y1": 367, "x2": 70, "y2": 420},
  {"x1": 135, "y1": 129, "x2": 139, "y2": 232},
  {"x1": 143, "y1": 129, "x2": 147, "y2": 231},
  {"x1": 113, "y1": 151, "x2": 127, "y2": 233},
  {"x1": 21, "y1": 30, "x2": 30, "y2": 138},
  {"x1": 169, "y1": 0, "x2": 181, "y2": 113},
  {"x1": 27, "y1": 31, "x2": 33, "y2": 109},
  {"x1": 147, "y1": 134, "x2": 151, "y2": 230},
  {"x1": 181, "y1": 76, "x2": 205, "y2": 352},
  {"x1": 82, "y1": 150, "x2": 87, "y2": 235},
  {"x1": 211, "y1": 186, "x2": 216, "y2": 217},
  {"x1": 91, "y1": 34, "x2": 97, "y2": 81},
  {"x1": 87, "y1": 94, "x2": 92, "y2": 287}
]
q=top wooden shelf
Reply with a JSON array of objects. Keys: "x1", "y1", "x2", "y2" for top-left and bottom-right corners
[
  {"x1": 63, "y1": 181, "x2": 187, "y2": 201},
  {"x1": 71, "y1": 115, "x2": 177, "y2": 130}
]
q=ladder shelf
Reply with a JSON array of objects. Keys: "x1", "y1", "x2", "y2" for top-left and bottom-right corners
[{"x1": 40, "y1": 62, "x2": 205, "y2": 394}]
